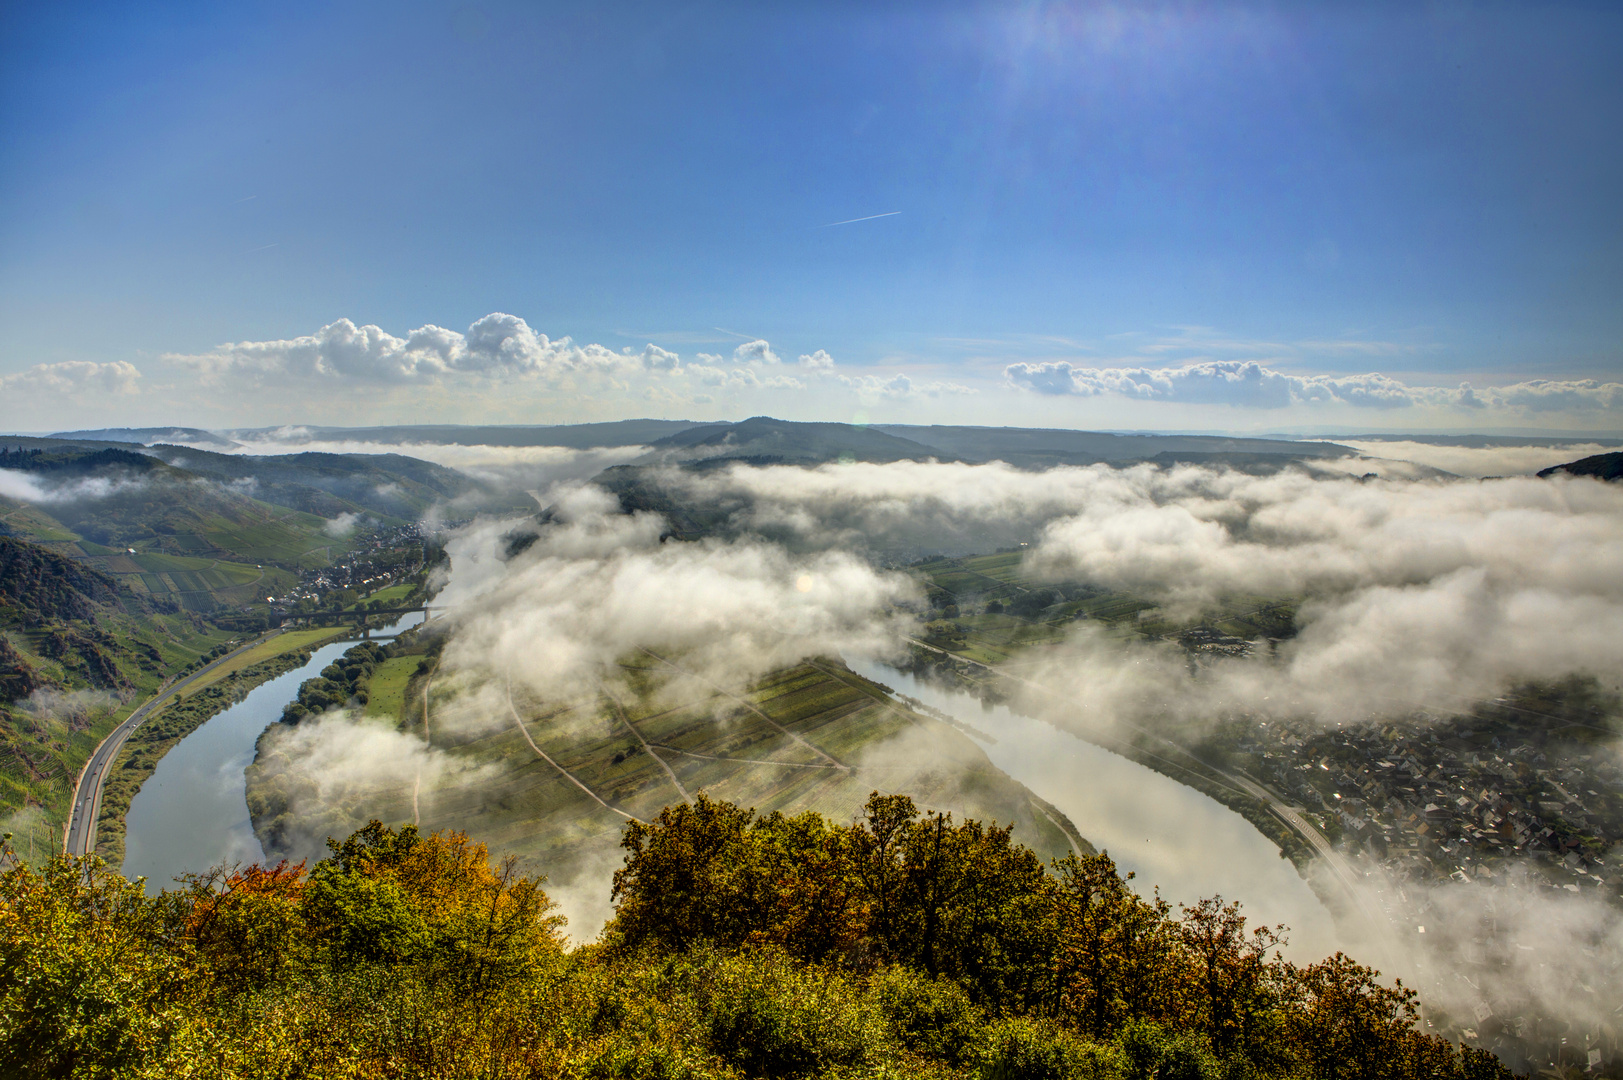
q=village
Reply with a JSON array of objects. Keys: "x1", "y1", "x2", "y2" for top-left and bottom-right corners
[
  {"x1": 267, "y1": 522, "x2": 443, "y2": 615},
  {"x1": 1223, "y1": 702, "x2": 1623, "y2": 898}
]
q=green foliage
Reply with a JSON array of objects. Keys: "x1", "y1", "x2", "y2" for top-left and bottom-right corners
[
  {"x1": 281, "y1": 640, "x2": 390, "y2": 723},
  {"x1": 0, "y1": 804, "x2": 1519, "y2": 1080},
  {"x1": 974, "y1": 1016, "x2": 1123, "y2": 1080},
  {"x1": 1114, "y1": 1020, "x2": 1217, "y2": 1080},
  {"x1": 0, "y1": 853, "x2": 208, "y2": 1079},
  {"x1": 611, "y1": 792, "x2": 1516, "y2": 1080},
  {"x1": 688, "y1": 946, "x2": 880, "y2": 1079},
  {"x1": 871, "y1": 966, "x2": 982, "y2": 1066}
]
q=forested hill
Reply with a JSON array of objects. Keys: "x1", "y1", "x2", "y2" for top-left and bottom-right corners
[
  {"x1": 139, "y1": 444, "x2": 511, "y2": 520},
  {"x1": 1538, "y1": 450, "x2": 1623, "y2": 481},
  {"x1": 0, "y1": 446, "x2": 158, "y2": 475},
  {"x1": 0, "y1": 534, "x2": 240, "y2": 828},
  {"x1": 646, "y1": 416, "x2": 958, "y2": 464},
  {"x1": 0, "y1": 796, "x2": 1516, "y2": 1079},
  {"x1": 4, "y1": 436, "x2": 530, "y2": 524},
  {"x1": 0, "y1": 536, "x2": 131, "y2": 623}
]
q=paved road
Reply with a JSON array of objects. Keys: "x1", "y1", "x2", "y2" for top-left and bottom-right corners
[{"x1": 63, "y1": 630, "x2": 281, "y2": 859}]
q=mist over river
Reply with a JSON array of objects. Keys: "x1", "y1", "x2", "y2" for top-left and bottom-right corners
[
  {"x1": 846, "y1": 657, "x2": 1343, "y2": 963},
  {"x1": 125, "y1": 612, "x2": 1339, "y2": 964}
]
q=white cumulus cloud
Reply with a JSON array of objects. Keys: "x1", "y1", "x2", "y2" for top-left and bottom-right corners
[
  {"x1": 164, "y1": 314, "x2": 692, "y2": 385},
  {"x1": 0, "y1": 360, "x2": 141, "y2": 396},
  {"x1": 1003, "y1": 358, "x2": 1621, "y2": 415}
]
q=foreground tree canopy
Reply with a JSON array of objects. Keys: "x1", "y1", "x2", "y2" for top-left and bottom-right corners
[{"x1": 1, "y1": 793, "x2": 1513, "y2": 1080}]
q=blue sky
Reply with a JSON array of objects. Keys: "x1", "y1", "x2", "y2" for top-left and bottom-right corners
[{"x1": 1, "y1": 1, "x2": 1620, "y2": 432}]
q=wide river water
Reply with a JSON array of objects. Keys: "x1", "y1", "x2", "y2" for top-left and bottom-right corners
[
  {"x1": 123, "y1": 613, "x2": 423, "y2": 891},
  {"x1": 122, "y1": 620, "x2": 1341, "y2": 962},
  {"x1": 845, "y1": 658, "x2": 1342, "y2": 962}
]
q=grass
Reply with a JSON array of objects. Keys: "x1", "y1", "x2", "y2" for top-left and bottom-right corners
[
  {"x1": 174, "y1": 627, "x2": 350, "y2": 699},
  {"x1": 363, "y1": 655, "x2": 422, "y2": 720},
  {"x1": 364, "y1": 583, "x2": 417, "y2": 606}
]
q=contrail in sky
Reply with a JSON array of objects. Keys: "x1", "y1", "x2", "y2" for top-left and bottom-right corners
[{"x1": 818, "y1": 210, "x2": 901, "y2": 228}]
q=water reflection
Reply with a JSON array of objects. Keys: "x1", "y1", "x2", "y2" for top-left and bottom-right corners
[
  {"x1": 124, "y1": 615, "x2": 424, "y2": 892},
  {"x1": 847, "y1": 658, "x2": 1343, "y2": 962}
]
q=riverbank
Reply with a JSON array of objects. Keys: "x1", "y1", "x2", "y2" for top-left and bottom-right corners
[
  {"x1": 850, "y1": 657, "x2": 1342, "y2": 963},
  {"x1": 896, "y1": 648, "x2": 1318, "y2": 867},
  {"x1": 94, "y1": 642, "x2": 346, "y2": 868}
]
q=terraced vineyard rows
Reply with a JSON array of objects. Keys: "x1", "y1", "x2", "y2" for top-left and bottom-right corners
[{"x1": 249, "y1": 647, "x2": 1091, "y2": 887}]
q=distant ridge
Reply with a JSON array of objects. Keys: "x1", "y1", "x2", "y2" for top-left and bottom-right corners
[
  {"x1": 1538, "y1": 451, "x2": 1623, "y2": 481},
  {"x1": 49, "y1": 426, "x2": 239, "y2": 448},
  {"x1": 876, "y1": 424, "x2": 1354, "y2": 466},
  {"x1": 229, "y1": 420, "x2": 703, "y2": 448},
  {"x1": 634, "y1": 418, "x2": 1354, "y2": 469},
  {"x1": 1335, "y1": 433, "x2": 1623, "y2": 448},
  {"x1": 645, "y1": 416, "x2": 954, "y2": 464}
]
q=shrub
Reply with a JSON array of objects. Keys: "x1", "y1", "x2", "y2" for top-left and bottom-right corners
[
  {"x1": 687, "y1": 946, "x2": 882, "y2": 1079},
  {"x1": 975, "y1": 1015, "x2": 1124, "y2": 1080},
  {"x1": 871, "y1": 965, "x2": 983, "y2": 1066},
  {"x1": 1115, "y1": 1020, "x2": 1219, "y2": 1080}
]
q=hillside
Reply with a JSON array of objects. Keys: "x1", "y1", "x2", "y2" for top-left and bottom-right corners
[
  {"x1": 11, "y1": 434, "x2": 531, "y2": 524},
  {"x1": 247, "y1": 635, "x2": 1088, "y2": 891},
  {"x1": 139, "y1": 444, "x2": 514, "y2": 520},
  {"x1": 2, "y1": 491, "x2": 325, "y2": 620},
  {"x1": 0, "y1": 535, "x2": 128, "y2": 622},
  {"x1": 0, "y1": 536, "x2": 238, "y2": 833},
  {"x1": 243, "y1": 418, "x2": 703, "y2": 448},
  {"x1": 645, "y1": 416, "x2": 957, "y2": 465},
  {"x1": 0, "y1": 442, "x2": 455, "y2": 617},
  {"x1": 1538, "y1": 450, "x2": 1623, "y2": 481},
  {"x1": 48, "y1": 426, "x2": 240, "y2": 448}
]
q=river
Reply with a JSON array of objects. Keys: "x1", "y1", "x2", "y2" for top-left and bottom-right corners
[
  {"x1": 845, "y1": 658, "x2": 1343, "y2": 962},
  {"x1": 122, "y1": 622, "x2": 1342, "y2": 961},
  {"x1": 122, "y1": 614, "x2": 423, "y2": 892}
]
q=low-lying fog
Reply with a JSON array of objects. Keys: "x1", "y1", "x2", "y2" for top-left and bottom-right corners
[{"x1": 36, "y1": 433, "x2": 1612, "y2": 1051}]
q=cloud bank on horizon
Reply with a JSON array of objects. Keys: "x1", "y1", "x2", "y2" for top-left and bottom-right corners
[{"x1": 2, "y1": 312, "x2": 1618, "y2": 434}]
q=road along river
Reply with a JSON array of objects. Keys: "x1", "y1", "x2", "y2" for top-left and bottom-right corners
[
  {"x1": 846, "y1": 658, "x2": 1343, "y2": 963},
  {"x1": 122, "y1": 613, "x2": 424, "y2": 892}
]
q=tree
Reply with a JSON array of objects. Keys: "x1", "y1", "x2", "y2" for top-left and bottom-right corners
[
  {"x1": 1280, "y1": 952, "x2": 1453, "y2": 1080},
  {"x1": 1177, "y1": 897, "x2": 1287, "y2": 1063},
  {"x1": 1051, "y1": 852, "x2": 1177, "y2": 1037},
  {"x1": 0, "y1": 847, "x2": 209, "y2": 1078},
  {"x1": 610, "y1": 793, "x2": 765, "y2": 951}
]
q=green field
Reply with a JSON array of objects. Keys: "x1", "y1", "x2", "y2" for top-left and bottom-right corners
[
  {"x1": 363, "y1": 582, "x2": 417, "y2": 606},
  {"x1": 363, "y1": 655, "x2": 423, "y2": 719},
  {"x1": 175, "y1": 627, "x2": 351, "y2": 699}
]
